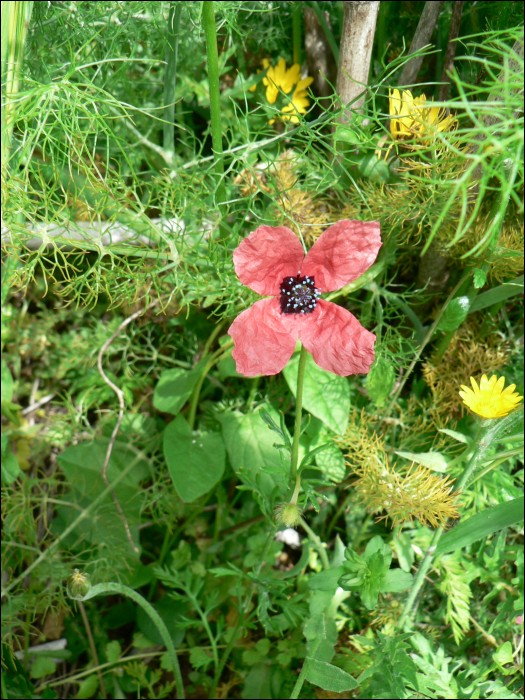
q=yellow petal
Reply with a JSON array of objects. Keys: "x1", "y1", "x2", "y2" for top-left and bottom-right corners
[
  {"x1": 274, "y1": 57, "x2": 286, "y2": 84},
  {"x1": 282, "y1": 63, "x2": 301, "y2": 92},
  {"x1": 470, "y1": 377, "x2": 480, "y2": 394},
  {"x1": 296, "y1": 76, "x2": 314, "y2": 91}
]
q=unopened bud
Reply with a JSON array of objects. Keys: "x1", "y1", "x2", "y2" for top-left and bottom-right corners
[
  {"x1": 67, "y1": 569, "x2": 91, "y2": 600},
  {"x1": 275, "y1": 502, "x2": 302, "y2": 528}
]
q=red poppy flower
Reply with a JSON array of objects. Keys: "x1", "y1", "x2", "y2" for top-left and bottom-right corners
[{"x1": 228, "y1": 220, "x2": 382, "y2": 376}]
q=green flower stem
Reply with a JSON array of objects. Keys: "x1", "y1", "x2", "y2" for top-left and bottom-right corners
[
  {"x1": 290, "y1": 344, "x2": 308, "y2": 481},
  {"x1": 201, "y1": 1, "x2": 225, "y2": 207},
  {"x1": 78, "y1": 601, "x2": 107, "y2": 699},
  {"x1": 80, "y1": 583, "x2": 185, "y2": 699},
  {"x1": 187, "y1": 341, "x2": 234, "y2": 430},
  {"x1": 290, "y1": 475, "x2": 302, "y2": 505},
  {"x1": 299, "y1": 517, "x2": 330, "y2": 571},
  {"x1": 163, "y1": 2, "x2": 182, "y2": 157},
  {"x1": 397, "y1": 422, "x2": 490, "y2": 629},
  {"x1": 292, "y1": 3, "x2": 302, "y2": 65},
  {"x1": 290, "y1": 652, "x2": 313, "y2": 699},
  {"x1": 384, "y1": 273, "x2": 469, "y2": 418}
]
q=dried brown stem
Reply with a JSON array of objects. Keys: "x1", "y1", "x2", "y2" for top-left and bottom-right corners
[
  {"x1": 336, "y1": 1, "x2": 380, "y2": 122},
  {"x1": 96, "y1": 300, "x2": 159, "y2": 554},
  {"x1": 438, "y1": 1, "x2": 465, "y2": 102},
  {"x1": 398, "y1": 1, "x2": 445, "y2": 87}
]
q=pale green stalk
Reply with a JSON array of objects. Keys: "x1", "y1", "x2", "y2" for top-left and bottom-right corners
[
  {"x1": 163, "y1": 2, "x2": 182, "y2": 158},
  {"x1": 187, "y1": 341, "x2": 233, "y2": 430},
  {"x1": 201, "y1": 1, "x2": 225, "y2": 206},
  {"x1": 290, "y1": 345, "x2": 308, "y2": 481}
]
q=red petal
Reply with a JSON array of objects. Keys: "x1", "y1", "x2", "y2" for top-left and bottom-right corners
[
  {"x1": 233, "y1": 225, "x2": 305, "y2": 296},
  {"x1": 299, "y1": 300, "x2": 376, "y2": 376},
  {"x1": 228, "y1": 298, "x2": 298, "y2": 376},
  {"x1": 301, "y1": 220, "x2": 381, "y2": 292}
]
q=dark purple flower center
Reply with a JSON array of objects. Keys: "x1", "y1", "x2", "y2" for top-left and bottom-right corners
[{"x1": 279, "y1": 273, "x2": 321, "y2": 315}]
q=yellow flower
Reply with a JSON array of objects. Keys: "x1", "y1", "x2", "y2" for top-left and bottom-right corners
[
  {"x1": 389, "y1": 88, "x2": 455, "y2": 141},
  {"x1": 459, "y1": 374, "x2": 523, "y2": 419},
  {"x1": 249, "y1": 58, "x2": 313, "y2": 124},
  {"x1": 280, "y1": 77, "x2": 314, "y2": 124}
]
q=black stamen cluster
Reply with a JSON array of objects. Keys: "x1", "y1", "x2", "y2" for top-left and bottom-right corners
[{"x1": 279, "y1": 273, "x2": 321, "y2": 315}]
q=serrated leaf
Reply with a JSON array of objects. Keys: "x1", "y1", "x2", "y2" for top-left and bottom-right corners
[
  {"x1": 163, "y1": 415, "x2": 225, "y2": 502},
  {"x1": 305, "y1": 658, "x2": 358, "y2": 692},
  {"x1": 380, "y1": 568, "x2": 413, "y2": 593},
  {"x1": 283, "y1": 353, "x2": 350, "y2": 434},
  {"x1": 30, "y1": 656, "x2": 56, "y2": 679},
  {"x1": 366, "y1": 356, "x2": 396, "y2": 406},
  {"x1": 437, "y1": 296, "x2": 471, "y2": 332},
  {"x1": 473, "y1": 267, "x2": 487, "y2": 289},
  {"x1": 395, "y1": 450, "x2": 448, "y2": 472},
  {"x1": 76, "y1": 674, "x2": 99, "y2": 699}
]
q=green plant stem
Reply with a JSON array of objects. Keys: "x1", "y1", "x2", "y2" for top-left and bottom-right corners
[
  {"x1": 187, "y1": 341, "x2": 233, "y2": 430},
  {"x1": 397, "y1": 422, "x2": 490, "y2": 629},
  {"x1": 209, "y1": 526, "x2": 278, "y2": 698},
  {"x1": 80, "y1": 583, "x2": 185, "y2": 699},
  {"x1": 292, "y1": 3, "x2": 302, "y2": 65},
  {"x1": 299, "y1": 517, "x2": 330, "y2": 570},
  {"x1": 201, "y1": 1, "x2": 225, "y2": 206},
  {"x1": 290, "y1": 655, "x2": 311, "y2": 699},
  {"x1": 290, "y1": 344, "x2": 308, "y2": 481},
  {"x1": 163, "y1": 3, "x2": 182, "y2": 156},
  {"x1": 78, "y1": 601, "x2": 107, "y2": 699},
  {"x1": 186, "y1": 591, "x2": 219, "y2": 670},
  {"x1": 384, "y1": 273, "x2": 469, "y2": 418}
]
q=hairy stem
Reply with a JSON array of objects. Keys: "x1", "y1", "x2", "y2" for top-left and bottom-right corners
[
  {"x1": 81, "y1": 583, "x2": 185, "y2": 699},
  {"x1": 78, "y1": 601, "x2": 107, "y2": 699},
  {"x1": 290, "y1": 345, "x2": 308, "y2": 481},
  {"x1": 398, "y1": 1, "x2": 445, "y2": 87},
  {"x1": 299, "y1": 517, "x2": 330, "y2": 570}
]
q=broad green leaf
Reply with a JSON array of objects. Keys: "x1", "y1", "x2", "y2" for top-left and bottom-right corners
[
  {"x1": 153, "y1": 357, "x2": 208, "y2": 415},
  {"x1": 366, "y1": 356, "x2": 396, "y2": 407},
  {"x1": 136, "y1": 596, "x2": 186, "y2": 648},
  {"x1": 469, "y1": 275, "x2": 524, "y2": 313},
  {"x1": 76, "y1": 674, "x2": 99, "y2": 699},
  {"x1": 380, "y1": 568, "x2": 413, "y2": 593},
  {"x1": 105, "y1": 640, "x2": 121, "y2": 664},
  {"x1": 393, "y1": 532, "x2": 414, "y2": 573},
  {"x1": 190, "y1": 646, "x2": 213, "y2": 671},
  {"x1": 437, "y1": 296, "x2": 470, "y2": 332},
  {"x1": 436, "y1": 496, "x2": 524, "y2": 556},
  {"x1": 307, "y1": 566, "x2": 345, "y2": 592},
  {"x1": 283, "y1": 353, "x2": 350, "y2": 434},
  {"x1": 1, "y1": 443, "x2": 22, "y2": 485},
  {"x1": 217, "y1": 405, "x2": 287, "y2": 498},
  {"x1": 493, "y1": 641, "x2": 514, "y2": 668},
  {"x1": 163, "y1": 414, "x2": 225, "y2": 502},
  {"x1": 305, "y1": 658, "x2": 358, "y2": 692},
  {"x1": 396, "y1": 450, "x2": 448, "y2": 472},
  {"x1": 56, "y1": 439, "x2": 148, "y2": 556},
  {"x1": 30, "y1": 656, "x2": 56, "y2": 679},
  {"x1": 438, "y1": 428, "x2": 471, "y2": 444},
  {"x1": 1, "y1": 358, "x2": 14, "y2": 403},
  {"x1": 218, "y1": 347, "x2": 245, "y2": 379}
]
